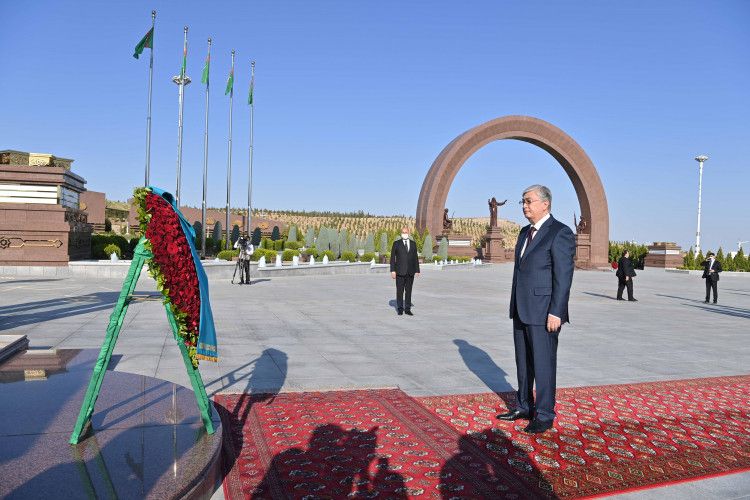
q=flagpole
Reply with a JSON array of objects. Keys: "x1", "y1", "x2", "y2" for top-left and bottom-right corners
[
  {"x1": 246, "y1": 61, "x2": 255, "y2": 236},
  {"x1": 201, "y1": 38, "x2": 211, "y2": 259},
  {"x1": 225, "y1": 49, "x2": 235, "y2": 250},
  {"x1": 172, "y1": 26, "x2": 191, "y2": 208},
  {"x1": 144, "y1": 10, "x2": 156, "y2": 187}
]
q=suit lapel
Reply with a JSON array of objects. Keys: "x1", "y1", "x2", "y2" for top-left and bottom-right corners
[
  {"x1": 515, "y1": 226, "x2": 528, "y2": 262},
  {"x1": 521, "y1": 216, "x2": 554, "y2": 262}
]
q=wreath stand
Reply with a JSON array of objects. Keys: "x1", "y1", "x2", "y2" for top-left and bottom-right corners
[{"x1": 69, "y1": 238, "x2": 215, "y2": 444}]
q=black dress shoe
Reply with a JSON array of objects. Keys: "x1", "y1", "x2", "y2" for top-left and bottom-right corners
[
  {"x1": 704, "y1": 300, "x2": 710, "y2": 303},
  {"x1": 628, "y1": 298, "x2": 638, "y2": 302},
  {"x1": 397, "y1": 310, "x2": 403, "y2": 316},
  {"x1": 524, "y1": 419, "x2": 553, "y2": 433},
  {"x1": 713, "y1": 301, "x2": 717, "y2": 304},
  {"x1": 404, "y1": 310, "x2": 413, "y2": 316},
  {"x1": 616, "y1": 298, "x2": 625, "y2": 301},
  {"x1": 496, "y1": 409, "x2": 531, "y2": 421}
]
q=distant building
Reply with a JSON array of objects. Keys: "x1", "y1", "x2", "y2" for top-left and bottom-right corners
[{"x1": 0, "y1": 150, "x2": 91, "y2": 265}]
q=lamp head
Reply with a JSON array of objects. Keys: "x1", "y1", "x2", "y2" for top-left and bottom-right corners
[{"x1": 695, "y1": 155, "x2": 709, "y2": 163}]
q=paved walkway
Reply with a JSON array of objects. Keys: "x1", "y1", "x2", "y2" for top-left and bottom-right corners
[{"x1": 1, "y1": 265, "x2": 748, "y2": 499}]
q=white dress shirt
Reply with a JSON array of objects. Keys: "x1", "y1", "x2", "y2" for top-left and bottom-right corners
[{"x1": 520, "y1": 212, "x2": 551, "y2": 257}]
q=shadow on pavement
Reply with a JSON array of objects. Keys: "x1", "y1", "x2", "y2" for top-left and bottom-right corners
[
  {"x1": 453, "y1": 339, "x2": 514, "y2": 394},
  {"x1": 0, "y1": 292, "x2": 120, "y2": 331}
]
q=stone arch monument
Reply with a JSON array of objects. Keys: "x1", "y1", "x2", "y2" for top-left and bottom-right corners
[{"x1": 416, "y1": 115, "x2": 609, "y2": 268}]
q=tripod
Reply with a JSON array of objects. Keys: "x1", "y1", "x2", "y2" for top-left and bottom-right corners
[{"x1": 231, "y1": 257, "x2": 250, "y2": 284}]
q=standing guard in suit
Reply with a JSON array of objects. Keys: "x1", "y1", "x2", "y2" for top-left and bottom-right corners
[
  {"x1": 497, "y1": 185, "x2": 575, "y2": 434},
  {"x1": 701, "y1": 251, "x2": 722, "y2": 304},
  {"x1": 390, "y1": 226, "x2": 420, "y2": 316},
  {"x1": 616, "y1": 249, "x2": 637, "y2": 301}
]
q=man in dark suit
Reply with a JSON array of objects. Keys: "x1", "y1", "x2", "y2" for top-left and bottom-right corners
[
  {"x1": 701, "y1": 251, "x2": 722, "y2": 304},
  {"x1": 497, "y1": 185, "x2": 575, "y2": 434},
  {"x1": 390, "y1": 226, "x2": 420, "y2": 316},
  {"x1": 616, "y1": 249, "x2": 637, "y2": 301}
]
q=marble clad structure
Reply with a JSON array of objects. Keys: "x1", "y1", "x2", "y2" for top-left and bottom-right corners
[
  {"x1": 643, "y1": 241, "x2": 684, "y2": 268},
  {"x1": 0, "y1": 150, "x2": 92, "y2": 266}
]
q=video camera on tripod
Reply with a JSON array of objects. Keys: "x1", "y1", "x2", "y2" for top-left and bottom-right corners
[{"x1": 232, "y1": 235, "x2": 253, "y2": 284}]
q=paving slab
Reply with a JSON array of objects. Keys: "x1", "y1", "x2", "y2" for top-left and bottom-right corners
[{"x1": 1, "y1": 265, "x2": 749, "y2": 499}]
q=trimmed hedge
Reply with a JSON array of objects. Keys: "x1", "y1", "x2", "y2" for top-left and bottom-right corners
[
  {"x1": 318, "y1": 250, "x2": 335, "y2": 261},
  {"x1": 217, "y1": 249, "x2": 239, "y2": 261},
  {"x1": 340, "y1": 251, "x2": 356, "y2": 262},
  {"x1": 361, "y1": 252, "x2": 377, "y2": 262},
  {"x1": 103, "y1": 244, "x2": 121, "y2": 259},
  {"x1": 284, "y1": 240, "x2": 301, "y2": 250},
  {"x1": 250, "y1": 248, "x2": 277, "y2": 262},
  {"x1": 282, "y1": 249, "x2": 300, "y2": 261}
]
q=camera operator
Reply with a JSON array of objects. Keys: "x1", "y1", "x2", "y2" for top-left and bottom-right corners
[{"x1": 233, "y1": 233, "x2": 254, "y2": 285}]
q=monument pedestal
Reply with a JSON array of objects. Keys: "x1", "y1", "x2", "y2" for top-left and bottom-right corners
[
  {"x1": 575, "y1": 233, "x2": 592, "y2": 269},
  {"x1": 440, "y1": 232, "x2": 478, "y2": 258},
  {"x1": 644, "y1": 242, "x2": 683, "y2": 268},
  {"x1": 483, "y1": 227, "x2": 512, "y2": 263}
]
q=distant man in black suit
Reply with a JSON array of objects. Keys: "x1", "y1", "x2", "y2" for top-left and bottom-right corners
[
  {"x1": 497, "y1": 185, "x2": 575, "y2": 434},
  {"x1": 616, "y1": 249, "x2": 637, "y2": 301},
  {"x1": 701, "y1": 251, "x2": 722, "y2": 304},
  {"x1": 390, "y1": 226, "x2": 420, "y2": 316}
]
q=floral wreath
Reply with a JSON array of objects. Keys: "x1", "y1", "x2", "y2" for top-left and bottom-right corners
[{"x1": 133, "y1": 187, "x2": 217, "y2": 367}]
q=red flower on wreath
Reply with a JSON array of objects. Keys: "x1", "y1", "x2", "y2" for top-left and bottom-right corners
[{"x1": 139, "y1": 192, "x2": 202, "y2": 363}]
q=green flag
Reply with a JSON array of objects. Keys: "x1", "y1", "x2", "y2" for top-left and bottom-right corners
[
  {"x1": 201, "y1": 53, "x2": 210, "y2": 85},
  {"x1": 248, "y1": 74, "x2": 254, "y2": 105},
  {"x1": 180, "y1": 44, "x2": 187, "y2": 78},
  {"x1": 133, "y1": 28, "x2": 153, "y2": 59},
  {"x1": 225, "y1": 68, "x2": 234, "y2": 95}
]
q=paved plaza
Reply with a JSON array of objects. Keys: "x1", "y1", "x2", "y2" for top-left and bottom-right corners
[{"x1": 1, "y1": 265, "x2": 749, "y2": 498}]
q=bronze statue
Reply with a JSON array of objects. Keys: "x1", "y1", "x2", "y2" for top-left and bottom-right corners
[
  {"x1": 574, "y1": 213, "x2": 587, "y2": 234},
  {"x1": 488, "y1": 197, "x2": 507, "y2": 228},
  {"x1": 442, "y1": 208, "x2": 453, "y2": 231}
]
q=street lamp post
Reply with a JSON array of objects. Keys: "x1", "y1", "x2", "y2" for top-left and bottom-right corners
[{"x1": 694, "y1": 155, "x2": 709, "y2": 255}]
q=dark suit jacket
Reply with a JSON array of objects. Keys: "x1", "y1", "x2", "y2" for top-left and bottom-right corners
[
  {"x1": 509, "y1": 215, "x2": 576, "y2": 325},
  {"x1": 701, "y1": 259, "x2": 722, "y2": 282},
  {"x1": 616, "y1": 256, "x2": 636, "y2": 280},
  {"x1": 390, "y1": 239, "x2": 420, "y2": 275}
]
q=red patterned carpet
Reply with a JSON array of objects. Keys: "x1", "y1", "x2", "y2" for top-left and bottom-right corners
[{"x1": 214, "y1": 376, "x2": 750, "y2": 499}]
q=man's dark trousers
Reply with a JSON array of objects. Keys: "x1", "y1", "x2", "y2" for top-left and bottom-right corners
[
  {"x1": 396, "y1": 274, "x2": 414, "y2": 312},
  {"x1": 513, "y1": 313, "x2": 559, "y2": 422},
  {"x1": 705, "y1": 278, "x2": 718, "y2": 302},
  {"x1": 616, "y1": 278, "x2": 634, "y2": 300}
]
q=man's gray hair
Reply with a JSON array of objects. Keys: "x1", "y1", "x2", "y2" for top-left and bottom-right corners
[{"x1": 523, "y1": 184, "x2": 552, "y2": 208}]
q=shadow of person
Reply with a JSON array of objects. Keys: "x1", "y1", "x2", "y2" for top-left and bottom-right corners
[
  {"x1": 388, "y1": 299, "x2": 414, "y2": 310},
  {"x1": 215, "y1": 348, "x2": 288, "y2": 495},
  {"x1": 371, "y1": 456, "x2": 408, "y2": 499},
  {"x1": 453, "y1": 339, "x2": 514, "y2": 396},
  {"x1": 252, "y1": 423, "x2": 349, "y2": 499},
  {"x1": 439, "y1": 432, "x2": 556, "y2": 499},
  {"x1": 250, "y1": 424, "x2": 411, "y2": 499}
]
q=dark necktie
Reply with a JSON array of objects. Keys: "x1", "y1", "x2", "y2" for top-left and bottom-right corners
[
  {"x1": 522, "y1": 226, "x2": 536, "y2": 258},
  {"x1": 404, "y1": 239, "x2": 408, "y2": 252}
]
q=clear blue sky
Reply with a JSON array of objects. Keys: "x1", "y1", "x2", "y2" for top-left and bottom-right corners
[{"x1": 1, "y1": 1, "x2": 748, "y2": 251}]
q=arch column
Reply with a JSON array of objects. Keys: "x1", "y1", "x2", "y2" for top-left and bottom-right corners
[{"x1": 416, "y1": 115, "x2": 609, "y2": 268}]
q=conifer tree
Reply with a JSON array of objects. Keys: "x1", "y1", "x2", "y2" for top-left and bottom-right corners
[
  {"x1": 379, "y1": 232, "x2": 389, "y2": 253},
  {"x1": 365, "y1": 232, "x2": 375, "y2": 253},
  {"x1": 683, "y1": 247, "x2": 695, "y2": 269},
  {"x1": 288, "y1": 225, "x2": 297, "y2": 243},
  {"x1": 305, "y1": 227, "x2": 315, "y2": 247},
  {"x1": 438, "y1": 237, "x2": 449, "y2": 260},
  {"x1": 212, "y1": 221, "x2": 222, "y2": 242},
  {"x1": 423, "y1": 234, "x2": 434, "y2": 260}
]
